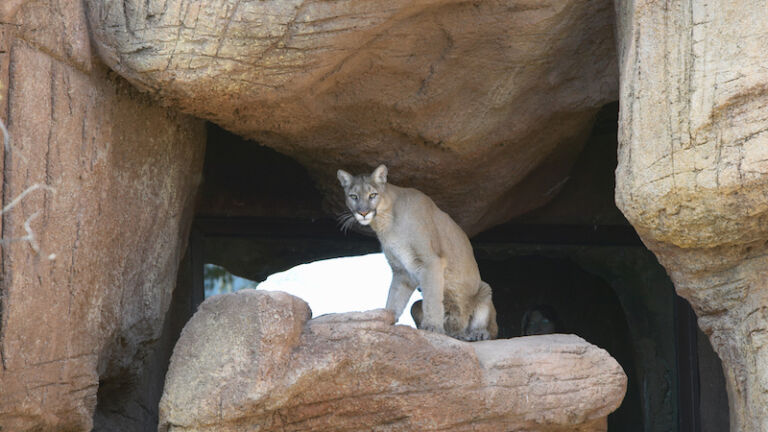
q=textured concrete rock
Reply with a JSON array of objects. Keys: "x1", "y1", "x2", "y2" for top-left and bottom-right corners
[
  {"x1": 0, "y1": 1, "x2": 206, "y2": 430},
  {"x1": 159, "y1": 290, "x2": 627, "y2": 432},
  {"x1": 615, "y1": 0, "x2": 768, "y2": 430},
  {"x1": 85, "y1": 0, "x2": 618, "y2": 234}
]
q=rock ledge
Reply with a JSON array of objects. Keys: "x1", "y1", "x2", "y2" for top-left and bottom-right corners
[{"x1": 159, "y1": 290, "x2": 626, "y2": 432}]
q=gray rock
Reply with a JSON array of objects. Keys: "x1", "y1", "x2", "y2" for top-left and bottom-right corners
[{"x1": 615, "y1": 0, "x2": 768, "y2": 429}]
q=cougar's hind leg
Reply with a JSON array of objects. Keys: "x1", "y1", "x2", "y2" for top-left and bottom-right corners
[{"x1": 410, "y1": 300, "x2": 423, "y2": 328}]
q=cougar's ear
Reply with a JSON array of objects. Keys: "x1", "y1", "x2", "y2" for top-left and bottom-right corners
[
  {"x1": 372, "y1": 164, "x2": 388, "y2": 185},
  {"x1": 337, "y1": 169, "x2": 353, "y2": 188}
]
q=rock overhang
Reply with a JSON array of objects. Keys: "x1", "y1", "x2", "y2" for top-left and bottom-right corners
[{"x1": 84, "y1": 0, "x2": 619, "y2": 235}]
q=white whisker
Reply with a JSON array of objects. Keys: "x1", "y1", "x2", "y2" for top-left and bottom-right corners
[{"x1": 336, "y1": 211, "x2": 356, "y2": 235}]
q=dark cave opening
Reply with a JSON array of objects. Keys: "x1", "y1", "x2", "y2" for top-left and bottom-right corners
[
  {"x1": 142, "y1": 102, "x2": 729, "y2": 431},
  {"x1": 481, "y1": 254, "x2": 641, "y2": 429}
]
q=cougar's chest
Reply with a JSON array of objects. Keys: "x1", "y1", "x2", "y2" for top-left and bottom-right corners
[{"x1": 381, "y1": 236, "x2": 424, "y2": 278}]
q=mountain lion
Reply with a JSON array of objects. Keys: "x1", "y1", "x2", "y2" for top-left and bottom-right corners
[{"x1": 337, "y1": 165, "x2": 498, "y2": 341}]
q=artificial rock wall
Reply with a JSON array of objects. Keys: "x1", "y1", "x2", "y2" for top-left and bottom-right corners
[
  {"x1": 0, "y1": 1, "x2": 206, "y2": 430},
  {"x1": 4, "y1": 0, "x2": 766, "y2": 429},
  {"x1": 615, "y1": 0, "x2": 768, "y2": 430},
  {"x1": 85, "y1": 0, "x2": 619, "y2": 235}
]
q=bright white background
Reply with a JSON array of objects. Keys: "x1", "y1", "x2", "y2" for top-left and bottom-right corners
[{"x1": 207, "y1": 253, "x2": 422, "y2": 327}]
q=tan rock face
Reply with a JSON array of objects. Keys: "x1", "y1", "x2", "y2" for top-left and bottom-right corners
[
  {"x1": 159, "y1": 290, "x2": 627, "y2": 432},
  {"x1": 615, "y1": 0, "x2": 768, "y2": 429},
  {"x1": 85, "y1": 0, "x2": 618, "y2": 234},
  {"x1": 0, "y1": 1, "x2": 206, "y2": 430}
]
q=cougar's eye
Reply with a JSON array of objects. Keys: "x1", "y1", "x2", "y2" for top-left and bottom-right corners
[
  {"x1": 349, "y1": 194, "x2": 358, "y2": 201},
  {"x1": 369, "y1": 193, "x2": 378, "y2": 199}
]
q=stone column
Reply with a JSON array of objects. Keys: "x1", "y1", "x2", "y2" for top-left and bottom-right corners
[
  {"x1": 0, "y1": 1, "x2": 206, "y2": 430},
  {"x1": 615, "y1": 0, "x2": 768, "y2": 429}
]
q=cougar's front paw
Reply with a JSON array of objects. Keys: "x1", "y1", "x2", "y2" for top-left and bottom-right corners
[{"x1": 419, "y1": 322, "x2": 446, "y2": 335}]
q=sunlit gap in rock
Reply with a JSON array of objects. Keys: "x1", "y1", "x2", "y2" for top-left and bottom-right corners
[{"x1": 204, "y1": 253, "x2": 422, "y2": 328}]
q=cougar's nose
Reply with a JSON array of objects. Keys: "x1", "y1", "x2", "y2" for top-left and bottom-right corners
[{"x1": 359, "y1": 211, "x2": 369, "y2": 217}]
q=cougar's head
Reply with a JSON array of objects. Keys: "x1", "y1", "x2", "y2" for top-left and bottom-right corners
[{"x1": 336, "y1": 164, "x2": 387, "y2": 226}]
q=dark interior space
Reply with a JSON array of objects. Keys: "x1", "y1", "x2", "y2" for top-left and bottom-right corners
[
  {"x1": 196, "y1": 125, "x2": 325, "y2": 220},
  {"x1": 472, "y1": 238, "x2": 680, "y2": 432},
  {"x1": 697, "y1": 326, "x2": 730, "y2": 432},
  {"x1": 481, "y1": 255, "x2": 641, "y2": 430},
  {"x1": 161, "y1": 102, "x2": 730, "y2": 431}
]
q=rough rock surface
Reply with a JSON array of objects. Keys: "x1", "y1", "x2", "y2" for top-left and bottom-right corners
[
  {"x1": 615, "y1": 0, "x2": 768, "y2": 430},
  {"x1": 159, "y1": 290, "x2": 627, "y2": 432},
  {"x1": 0, "y1": 1, "x2": 206, "y2": 430},
  {"x1": 85, "y1": 0, "x2": 618, "y2": 235}
]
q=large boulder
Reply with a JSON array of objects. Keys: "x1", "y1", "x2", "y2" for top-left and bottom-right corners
[
  {"x1": 0, "y1": 1, "x2": 206, "y2": 430},
  {"x1": 159, "y1": 290, "x2": 627, "y2": 432},
  {"x1": 85, "y1": 0, "x2": 618, "y2": 234},
  {"x1": 615, "y1": 0, "x2": 768, "y2": 429}
]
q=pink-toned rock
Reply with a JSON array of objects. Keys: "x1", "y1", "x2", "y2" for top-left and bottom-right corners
[
  {"x1": 159, "y1": 290, "x2": 627, "y2": 432},
  {"x1": 0, "y1": 1, "x2": 206, "y2": 430},
  {"x1": 85, "y1": 0, "x2": 618, "y2": 235}
]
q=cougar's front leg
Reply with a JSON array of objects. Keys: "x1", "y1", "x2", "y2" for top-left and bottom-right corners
[
  {"x1": 419, "y1": 260, "x2": 446, "y2": 335},
  {"x1": 385, "y1": 269, "x2": 416, "y2": 320}
]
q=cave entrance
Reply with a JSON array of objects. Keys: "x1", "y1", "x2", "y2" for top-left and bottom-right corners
[
  {"x1": 183, "y1": 215, "x2": 725, "y2": 432},
  {"x1": 167, "y1": 103, "x2": 728, "y2": 431}
]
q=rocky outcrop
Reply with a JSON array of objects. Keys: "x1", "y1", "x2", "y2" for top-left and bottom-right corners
[
  {"x1": 85, "y1": 0, "x2": 618, "y2": 235},
  {"x1": 159, "y1": 290, "x2": 627, "y2": 432},
  {"x1": 0, "y1": 1, "x2": 206, "y2": 430},
  {"x1": 614, "y1": 0, "x2": 768, "y2": 430}
]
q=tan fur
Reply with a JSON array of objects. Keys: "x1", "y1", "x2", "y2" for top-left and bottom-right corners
[{"x1": 338, "y1": 165, "x2": 498, "y2": 341}]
